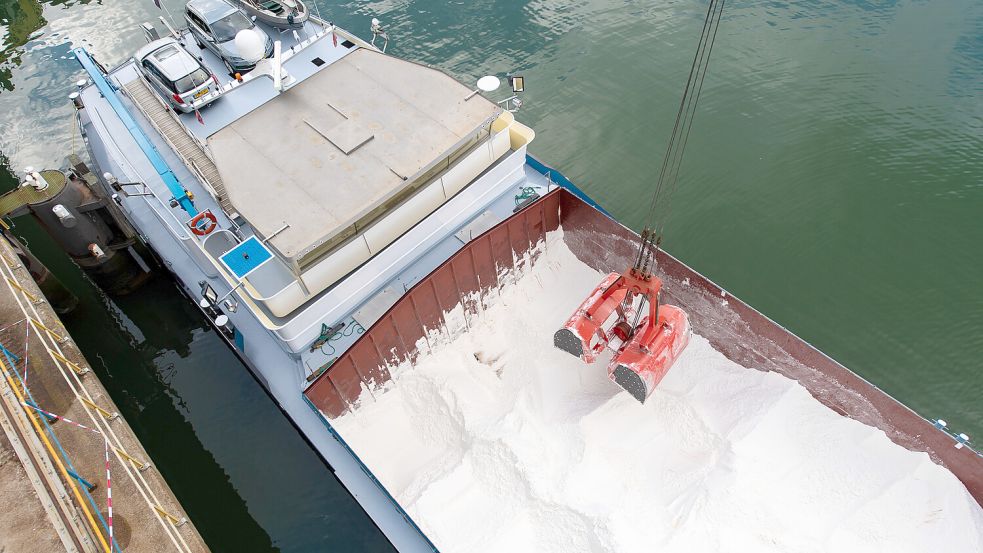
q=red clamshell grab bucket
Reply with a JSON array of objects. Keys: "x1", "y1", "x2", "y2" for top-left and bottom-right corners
[
  {"x1": 554, "y1": 271, "x2": 691, "y2": 403},
  {"x1": 608, "y1": 304, "x2": 690, "y2": 403}
]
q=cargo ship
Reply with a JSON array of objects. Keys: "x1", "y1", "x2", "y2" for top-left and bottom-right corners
[{"x1": 7, "y1": 2, "x2": 981, "y2": 551}]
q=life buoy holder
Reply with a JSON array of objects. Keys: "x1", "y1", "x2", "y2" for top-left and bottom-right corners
[{"x1": 189, "y1": 210, "x2": 217, "y2": 236}]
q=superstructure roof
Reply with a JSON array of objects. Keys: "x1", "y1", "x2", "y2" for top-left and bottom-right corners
[{"x1": 207, "y1": 48, "x2": 501, "y2": 264}]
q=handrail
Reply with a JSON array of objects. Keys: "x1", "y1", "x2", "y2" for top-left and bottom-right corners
[
  {"x1": 86, "y1": 109, "x2": 193, "y2": 242},
  {"x1": 118, "y1": 79, "x2": 225, "y2": 209},
  {"x1": 189, "y1": 159, "x2": 219, "y2": 200}
]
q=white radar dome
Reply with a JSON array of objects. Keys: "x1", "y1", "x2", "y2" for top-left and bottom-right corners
[
  {"x1": 234, "y1": 29, "x2": 266, "y2": 62},
  {"x1": 477, "y1": 75, "x2": 501, "y2": 92}
]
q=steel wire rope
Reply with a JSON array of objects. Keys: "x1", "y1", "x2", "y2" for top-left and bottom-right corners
[
  {"x1": 655, "y1": 0, "x2": 725, "y2": 242},
  {"x1": 637, "y1": 0, "x2": 725, "y2": 270},
  {"x1": 646, "y1": 0, "x2": 719, "y2": 220}
]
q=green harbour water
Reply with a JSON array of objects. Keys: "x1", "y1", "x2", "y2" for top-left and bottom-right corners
[{"x1": 0, "y1": 0, "x2": 980, "y2": 550}]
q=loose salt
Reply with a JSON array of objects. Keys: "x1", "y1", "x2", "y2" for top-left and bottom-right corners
[{"x1": 334, "y1": 232, "x2": 983, "y2": 553}]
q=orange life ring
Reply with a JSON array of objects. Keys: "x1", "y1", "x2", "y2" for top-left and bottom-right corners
[{"x1": 189, "y1": 211, "x2": 217, "y2": 236}]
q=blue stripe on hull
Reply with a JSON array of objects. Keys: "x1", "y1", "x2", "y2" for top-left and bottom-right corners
[{"x1": 525, "y1": 154, "x2": 610, "y2": 216}]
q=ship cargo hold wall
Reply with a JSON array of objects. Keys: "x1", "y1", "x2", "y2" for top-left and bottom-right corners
[{"x1": 304, "y1": 188, "x2": 983, "y2": 507}]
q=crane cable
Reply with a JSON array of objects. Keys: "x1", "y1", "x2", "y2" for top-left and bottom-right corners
[{"x1": 634, "y1": 0, "x2": 726, "y2": 277}]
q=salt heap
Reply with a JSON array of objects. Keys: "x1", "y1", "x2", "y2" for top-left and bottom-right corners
[{"x1": 334, "y1": 232, "x2": 983, "y2": 553}]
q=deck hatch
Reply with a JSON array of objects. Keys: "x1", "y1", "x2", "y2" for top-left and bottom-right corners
[
  {"x1": 220, "y1": 236, "x2": 274, "y2": 279},
  {"x1": 306, "y1": 117, "x2": 374, "y2": 155}
]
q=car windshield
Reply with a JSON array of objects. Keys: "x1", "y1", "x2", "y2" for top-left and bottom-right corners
[
  {"x1": 210, "y1": 11, "x2": 253, "y2": 42},
  {"x1": 175, "y1": 68, "x2": 211, "y2": 94}
]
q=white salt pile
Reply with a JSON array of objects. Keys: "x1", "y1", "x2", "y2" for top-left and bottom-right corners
[{"x1": 334, "y1": 232, "x2": 983, "y2": 553}]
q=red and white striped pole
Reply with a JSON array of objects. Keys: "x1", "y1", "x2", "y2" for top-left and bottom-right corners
[
  {"x1": 22, "y1": 403, "x2": 102, "y2": 435},
  {"x1": 104, "y1": 438, "x2": 114, "y2": 546}
]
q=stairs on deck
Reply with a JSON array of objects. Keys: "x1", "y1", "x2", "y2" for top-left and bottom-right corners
[{"x1": 121, "y1": 77, "x2": 236, "y2": 216}]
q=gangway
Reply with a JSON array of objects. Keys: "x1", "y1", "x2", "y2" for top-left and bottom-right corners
[{"x1": 121, "y1": 77, "x2": 236, "y2": 216}]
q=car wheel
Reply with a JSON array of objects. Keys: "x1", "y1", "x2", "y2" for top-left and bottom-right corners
[{"x1": 224, "y1": 60, "x2": 235, "y2": 77}]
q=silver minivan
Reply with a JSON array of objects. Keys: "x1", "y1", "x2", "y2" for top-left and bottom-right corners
[{"x1": 135, "y1": 37, "x2": 217, "y2": 113}]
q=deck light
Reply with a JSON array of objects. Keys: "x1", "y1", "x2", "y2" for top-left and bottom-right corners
[
  {"x1": 200, "y1": 282, "x2": 218, "y2": 306},
  {"x1": 510, "y1": 76, "x2": 524, "y2": 93},
  {"x1": 370, "y1": 18, "x2": 389, "y2": 52},
  {"x1": 492, "y1": 75, "x2": 526, "y2": 113}
]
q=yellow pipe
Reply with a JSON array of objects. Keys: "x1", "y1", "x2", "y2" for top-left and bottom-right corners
[
  {"x1": 79, "y1": 397, "x2": 116, "y2": 421},
  {"x1": 153, "y1": 505, "x2": 183, "y2": 525},
  {"x1": 49, "y1": 350, "x2": 88, "y2": 376},
  {"x1": 114, "y1": 447, "x2": 148, "y2": 470},
  {"x1": 30, "y1": 317, "x2": 65, "y2": 342},
  {"x1": 6, "y1": 277, "x2": 39, "y2": 303},
  {"x1": 0, "y1": 355, "x2": 112, "y2": 553}
]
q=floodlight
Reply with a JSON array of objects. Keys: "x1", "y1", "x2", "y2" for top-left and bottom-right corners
[{"x1": 510, "y1": 76, "x2": 524, "y2": 93}]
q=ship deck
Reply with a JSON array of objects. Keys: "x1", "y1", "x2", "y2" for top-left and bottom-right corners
[{"x1": 175, "y1": 20, "x2": 349, "y2": 140}]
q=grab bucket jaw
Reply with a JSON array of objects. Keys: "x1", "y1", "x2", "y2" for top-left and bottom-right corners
[
  {"x1": 554, "y1": 270, "x2": 690, "y2": 403},
  {"x1": 607, "y1": 304, "x2": 690, "y2": 403},
  {"x1": 552, "y1": 272, "x2": 626, "y2": 363}
]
